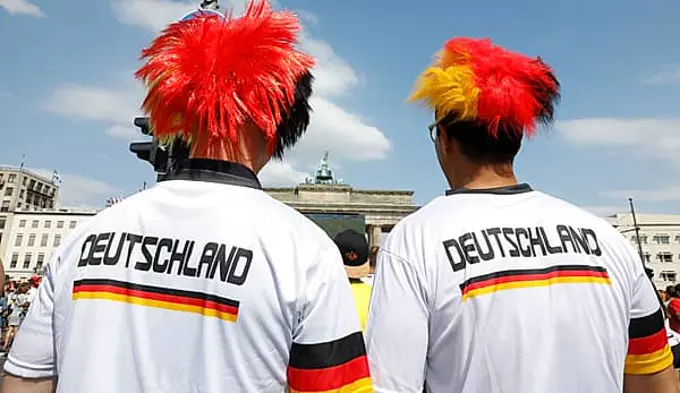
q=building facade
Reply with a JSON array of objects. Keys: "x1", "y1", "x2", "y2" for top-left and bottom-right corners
[
  {"x1": 0, "y1": 166, "x2": 60, "y2": 257},
  {"x1": 606, "y1": 213, "x2": 680, "y2": 288},
  {"x1": 2, "y1": 207, "x2": 97, "y2": 279},
  {"x1": 266, "y1": 153, "x2": 418, "y2": 247}
]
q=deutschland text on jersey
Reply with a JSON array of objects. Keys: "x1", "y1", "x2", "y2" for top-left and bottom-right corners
[
  {"x1": 366, "y1": 184, "x2": 671, "y2": 393},
  {"x1": 5, "y1": 159, "x2": 372, "y2": 393}
]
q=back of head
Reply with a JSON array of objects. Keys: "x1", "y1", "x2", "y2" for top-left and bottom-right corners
[
  {"x1": 334, "y1": 229, "x2": 370, "y2": 279},
  {"x1": 409, "y1": 38, "x2": 560, "y2": 164},
  {"x1": 135, "y1": 1, "x2": 315, "y2": 171}
]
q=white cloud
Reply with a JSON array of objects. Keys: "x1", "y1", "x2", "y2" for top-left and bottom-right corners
[
  {"x1": 105, "y1": 124, "x2": 140, "y2": 140},
  {"x1": 46, "y1": 0, "x2": 390, "y2": 187},
  {"x1": 580, "y1": 205, "x2": 627, "y2": 217},
  {"x1": 296, "y1": 9, "x2": 317, "y2": 24},
  {"x1": 599, "y1": 187, "x2": 680, "y2": 203},
  {"x1": 111, "y1": 0, "x2": 197, "y2": 32},
  {"x1": 46, "y1": 84, "x2": 141, "y2": 123},
  {"x1": 0, "y1": 0, "x2": 44, "y2": 17},
  {"x1": 559, "y1": 118, "x2": 680, "y2": 203},
  {"x1": 46, "y1": 83, "x2": 145, "y2": 141},
  {"x1": 558, "y1": 118, "x2": 680, "y2": 167},
  {"x1": 259, "y1": 161, "x2": 309, "y2": 186},
  {"x1": 640, "y1": 64, "x2": 680, "y2": 86},
  {"x1": 34, "y1": 169, "x2": 119, "y2": 209},
  {"x1": 299, "y1": 34, "x2": 359, "y2": 98}
]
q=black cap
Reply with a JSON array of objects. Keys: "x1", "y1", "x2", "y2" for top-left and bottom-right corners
[{"x1": 334, "y1": 229, "x2": 369, "y2": 267}]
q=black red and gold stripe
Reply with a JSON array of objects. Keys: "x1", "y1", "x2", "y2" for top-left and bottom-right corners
[
  {"x1": 287, "y1": 332, "x2": 373, "y2": 393},
  {"x1": 459, "y1": 265, "x2": 611, "y2": 301},
  {"x1": 626, "y1": 309, "x2": 673, "y2": 374},
  {"x1": 72, "y1": 278, "x2": 239, "y2": 322}
]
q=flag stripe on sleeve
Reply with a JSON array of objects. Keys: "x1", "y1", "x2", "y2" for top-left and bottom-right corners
[
  {"x1": 288, "y1": 332, "x2": 373, "y2": 392},
  {"x1": 626, "y1": 309, "x2": 673, "y2": 375}
]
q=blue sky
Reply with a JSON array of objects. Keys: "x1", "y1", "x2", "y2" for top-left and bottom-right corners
[{"x1": 0, "y1": 0, "x2": 679, "y2": 214}]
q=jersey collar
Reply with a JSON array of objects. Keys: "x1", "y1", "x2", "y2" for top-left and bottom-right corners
[
  {"x1": 445, "y1": 183, "x2": 533, "y2": 196},
  {"x1": 162, "y1": 158, "x2": 262, "y2": 190}
]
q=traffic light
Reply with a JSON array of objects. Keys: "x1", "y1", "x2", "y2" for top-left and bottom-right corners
[
  {"x1": 128, "y1": 117, "x2": 169, "y2": 174},
  {"x1": 134, "y1": 117, "x2": 151, "y2": 136}
]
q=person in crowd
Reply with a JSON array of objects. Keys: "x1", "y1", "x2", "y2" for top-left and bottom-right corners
[
  {"x1": 3, "y1": 2, "x2": 370, "y2": 392},
  {"x1": 668, "y1": 285, "x2": 680, "y2": 334},
  {"x1": 4, "y1": 282, "x2": 29, "y2": 351},
  {"x1": 334, "y1": 229, "x2": 372, "y2": 331},
  {"x1": 365, "y1": 37, "x2": 679, "y2": 392},
  {"x1": 663, "y1": 300, "x2": 680, "y2": 383}
]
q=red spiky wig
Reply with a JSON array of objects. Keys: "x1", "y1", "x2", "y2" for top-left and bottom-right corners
[
  {"x1": 409, "y1": 38, "x2": 560, "y2": 139},
  {"x1": 135, "y1": 0, "x2": 315, "y2": 157}
]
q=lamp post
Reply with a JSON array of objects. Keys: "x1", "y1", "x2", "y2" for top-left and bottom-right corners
[{"x1": 628, "y1": 198, "x2": 645, "y2": 266}]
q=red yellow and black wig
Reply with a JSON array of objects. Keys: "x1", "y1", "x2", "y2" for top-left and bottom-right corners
[
  {"x1": 135, "y1": 0, "x2": 315, "y2": 158},
  {"x1": 409, "y1": 38, "x2": 560, "y2": 140}
]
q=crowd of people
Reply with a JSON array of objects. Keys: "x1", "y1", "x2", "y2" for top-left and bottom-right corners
[
  {"x1": 0, "y1": 276, "x2": 39, "y2": 353},
  {"x1": 1, "y1": 1, "x2": 678, "y2": 392}
]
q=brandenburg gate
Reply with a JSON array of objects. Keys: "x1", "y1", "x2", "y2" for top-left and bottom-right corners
[{"x1": 265, "y1": 153, "x2": 418, "y2": 247}]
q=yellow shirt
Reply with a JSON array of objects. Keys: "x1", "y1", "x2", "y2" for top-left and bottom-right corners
[{"x1": 350, "y1": 280, "x2": 372, "y2": 331}]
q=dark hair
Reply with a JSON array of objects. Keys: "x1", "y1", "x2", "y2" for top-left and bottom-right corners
[
  {"x1": 667, "y1": 285, "x2": 677, "y2": 298},
  {"x1": 439, "y1": 118, "x2": 523, "y2": 163},
  {"x1": 272, "y1": 71, "x2": 314, "y2": 159}
]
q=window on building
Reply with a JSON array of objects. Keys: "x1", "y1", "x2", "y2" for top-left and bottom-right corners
[
  {"x1": 7, "y1": 174, "x2": 15, "y2": 183},
  {"x1": 14, "y1": 233, "x2": 23, "y2": 247},
  {"x1": 657, "y1": 253, "x2": 673, "y2": 263},
  {"x1": 643, "y1": 253, "x2": 651, "y2": 263},
  {"x1": 69, "y1": 220, "x2": 77, "y2": 229},
  {"x1": 25, "y1": 194, "x2": 32, "y2": 204},
  {"x1": 676, "y1": 235, "x2": 680, "y2": 243},
  {"x1": 57, "y1": 221, "x2": 64, "y2": 229},
  {"x1": 53, "y1": 234, "x2": 61, "y2": 247},
  {"x1": 661, "y1": 271, "x2": 677, "y2": 283},
  {"x1": 4, "y1": 187, "x2": 13, "y2": 197},
  {"x1": 18, "y1": 220, "x2": 26, "y2": 228},
  {"x1": 36, "y1": 253, "x2": 45, "y2": 270},
  {"x1": 0, "y1": 218, "x2": 5, "y2": 229},
  {"x1": 654, "y1": 235, "x2": 671, "y2": 245},
  {"x1": 40, "y1": 234, "x2": 48, "y2": 247},
  {"x1": 0, "y1": 201, "x2": 9, "y2": 212},
  {"x1": 44, "y1": 220, "x2": 51, "y2": 229},
  {"x1": 28, "y1": 179, "x2": 34, "y2": 189},
  {"x1": 27, "y1": 233, "x2": 36, "y2": 247},
  {"x1": 22, "y1": 177, "x2": 26, "y2": 186},
  {"x1": 31, "y1": 220, "x2": 38, "y2": 229},
  {"x1": 19, "y1": 189, "x2": 24, "y2": 199},
  {"x1": 22, "y1": 253, "x2": 31, "y2": 269},
  {"x1": 10, "y1": 253, "x2": 18, "y2": 268}
]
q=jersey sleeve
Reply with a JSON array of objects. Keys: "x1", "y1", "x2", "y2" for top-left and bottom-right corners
[
  {"x1": 287, "y1": 245, "x2": 372, "y2": 393},
  {"x1": 366, "y1": 244, "x2": 429, "y2": 392},
  {"x1": 625, "y1": 259, "x2": 673, "y2": 375},
  {"x1": 4, "y1": 262, "x2": 57, "y2": 379}
]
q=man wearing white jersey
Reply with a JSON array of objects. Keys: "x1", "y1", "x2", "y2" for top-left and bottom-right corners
[
  {"x1": 3, "y1": 2, "x2": 372, "y2": 392},
  {"x1": 366, "y1": 37, "x2": 678, "y2": 393}
]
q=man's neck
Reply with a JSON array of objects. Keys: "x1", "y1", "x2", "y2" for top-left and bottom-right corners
[{"x1": 449, "y1": 163, "x2": 518, "y2": 190}]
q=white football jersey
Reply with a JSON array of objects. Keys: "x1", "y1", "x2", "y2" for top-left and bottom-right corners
[
  {"x1": 366, "y1": 184, "x2": 671, "y2": 393},
  {"x1": 6, "y1": 160, "x2": 372, "y2": 393}
]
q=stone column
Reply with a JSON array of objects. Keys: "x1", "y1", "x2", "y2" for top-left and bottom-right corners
[{"x1": 369, "y1": 225, "x2": 382, "y2": 248}]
